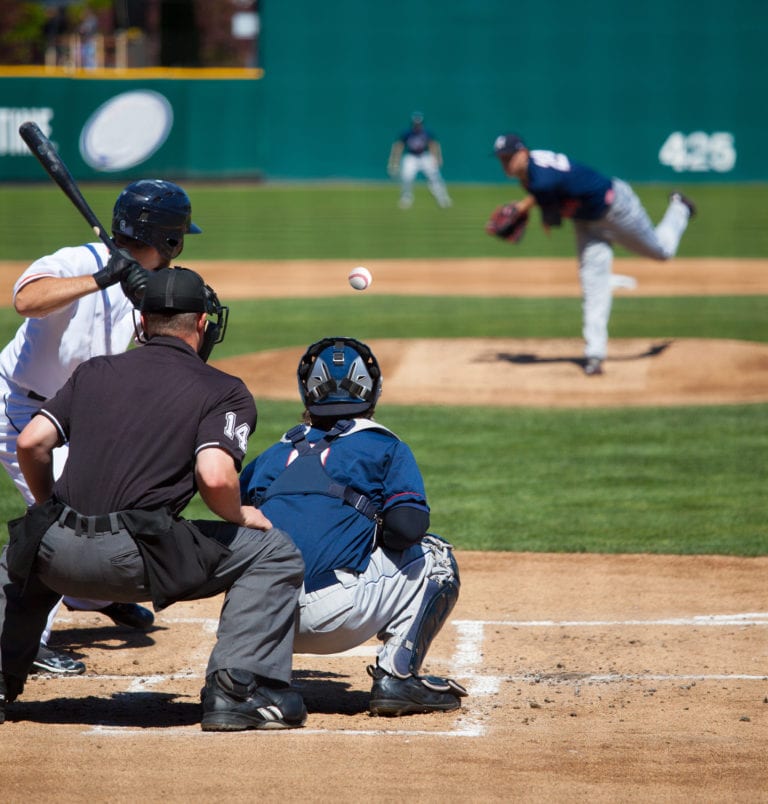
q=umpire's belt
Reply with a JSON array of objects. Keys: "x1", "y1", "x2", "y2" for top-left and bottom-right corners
[{"x1": 59, "y1": 505, "x2": 123, "y2": 537}]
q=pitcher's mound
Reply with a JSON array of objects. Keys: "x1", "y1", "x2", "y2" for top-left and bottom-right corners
[{"x1": 213, "y1": 337, "x2": 768, "y2": 408}]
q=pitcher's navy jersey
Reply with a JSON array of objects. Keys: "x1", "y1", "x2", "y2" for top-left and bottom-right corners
[
  {"x1": 240, "y1": 420, "x2": 429, "y2": 580},
  {"x1": 526, "y1": 150, "x2": 613, "y2": 220}
]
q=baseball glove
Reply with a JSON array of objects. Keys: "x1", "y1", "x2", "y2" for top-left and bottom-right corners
[{"x1": 485, "y1": 202, "x2": 529, "y2": 243}]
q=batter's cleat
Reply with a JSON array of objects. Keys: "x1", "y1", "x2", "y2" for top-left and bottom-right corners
[
  {"x1": 584, "y1": 357, "x2": 604, "y2": 376},
  {"x1": 33, "y1": 646, "x2": 86, "y2": 675},
  {"x1": 200, "y1": 668, "x2": 307, "y2": 731},
  {"x1": 367, "y1": 664, "x2": 467, "y2": 716},
  {"x1": 669, "y1": 191, "x2": 696, "y2": 219},
  {"x1": 98, "y1": 602, "x2": 154, "y2": 631}
]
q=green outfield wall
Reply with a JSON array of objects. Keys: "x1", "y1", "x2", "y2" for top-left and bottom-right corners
[{"x1": 0, "y1": 0, "x2": 764, "y2": 183}]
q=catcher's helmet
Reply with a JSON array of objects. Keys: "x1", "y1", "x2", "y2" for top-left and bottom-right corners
[
  {"x1": 112, "y1": 179, "x2": 201, "y2": 262},
  {"x1": 298, "y1": 337, "x2": 382, "y2": 417}
]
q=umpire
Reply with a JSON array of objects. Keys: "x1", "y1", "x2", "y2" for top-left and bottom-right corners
[{"x1": 0, "y1": 267, "x2": 306, "y2": 731}]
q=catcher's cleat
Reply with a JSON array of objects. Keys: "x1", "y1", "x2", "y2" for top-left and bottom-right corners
[
  {"x1": 669, "y1": 191, "x2": 696, "y2": 219},
  {"x1": 97, "y1": 602, "x2": 155, "y2": 631},
  {"x1": 200, "y1": 668, "x2": 307, "y2": 732},
  {"x1": 33, "y1": 646, "x2": 86, "y2": 675},
  {"x1": 367, "y1": 664, "x2": 467, "y2": 716}
]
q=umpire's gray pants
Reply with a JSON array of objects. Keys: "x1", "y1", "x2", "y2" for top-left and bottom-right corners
[{"x1": 0, "y1": 520, "x2": 304, "y2": 686}]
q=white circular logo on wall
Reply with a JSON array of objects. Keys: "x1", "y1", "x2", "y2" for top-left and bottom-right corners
[{"x1": 80, "y1": 91, "x2": 173, "y2": 171}]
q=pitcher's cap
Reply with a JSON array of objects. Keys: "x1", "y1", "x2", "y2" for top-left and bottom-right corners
[{"x1": 493, "y1": 133, "x2": 526, "y2": 156}]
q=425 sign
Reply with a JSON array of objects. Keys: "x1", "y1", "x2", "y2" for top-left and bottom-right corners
[{"x1": 658, "y1": 131, "x2": 736, "y2": 173}]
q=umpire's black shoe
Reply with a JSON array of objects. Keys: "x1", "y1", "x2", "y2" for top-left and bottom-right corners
[
  {"x1": 0, "y1": 674, "x2": 7, "y2": 724},
  {"x1": 0, "y1": 673, "x2": 24, "y2": 725},
  {"x1": 200, "y1": 668, "x2": 307, "y2": 731},
  {"x1": 367, "y1": 664, "x2": 468, "y2": 716},
  {"x1": 97, "y1": 602, "x2": 154, "y2": 631}
]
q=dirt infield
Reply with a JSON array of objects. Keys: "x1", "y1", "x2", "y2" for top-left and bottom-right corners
[
  {"x1": 3, "y1": 553, "x2": 767, "y2": 802},
  {"x1": 1, "y1": 257, "x2": 766, "y2": 801}
]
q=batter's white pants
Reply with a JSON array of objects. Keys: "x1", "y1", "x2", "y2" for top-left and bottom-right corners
[
  {"x1": 399, "y1": 153, "x2": 452, "y2": 208},
  {"x1": 0, "y1": 379, "x2": 112, "y2": 645},
  {"x1": 293, "y1": 537, "x2": 457, "y2": 677},
  {"x1": 574, "y1": 178, "x2": 691, "y2": 360}
]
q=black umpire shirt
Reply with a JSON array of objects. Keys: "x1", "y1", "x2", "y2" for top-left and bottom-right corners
[{"x1": 38, "y1": 336, "x2": 256, "y2": 517}]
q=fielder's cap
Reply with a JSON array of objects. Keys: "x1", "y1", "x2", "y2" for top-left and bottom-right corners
[
  {"x1": 493, "y1": 133, "x2": 526, "y2": 156},
  {"x1": 411, "y1": 110, "x2": 424, "y2": 123},
  {"x1": 141, "y1": 266, "x2": 208, "y2": 314}
]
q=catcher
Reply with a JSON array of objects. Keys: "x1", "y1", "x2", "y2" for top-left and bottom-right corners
[
  {"x1": 487, "y1": 132, "x2": 695, "y2": 376},
  {"x1": 240, "y1": 337, "x2": 467, "y2": 717}
]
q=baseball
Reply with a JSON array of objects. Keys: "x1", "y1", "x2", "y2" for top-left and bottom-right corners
[{"x1": 348, "y1": 266, "x2": 372, "y2": 291}]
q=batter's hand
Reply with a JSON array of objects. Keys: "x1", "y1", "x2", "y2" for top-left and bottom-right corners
[
  {"x1": 121, "y1": 264, "x2": 150, "y2": 307},
  {"x1": 241, "y1": 505, "x2": 273, "y2": 531},
  {"x1": 94, "y1": 248, "x2": 140, "y2": 289}
]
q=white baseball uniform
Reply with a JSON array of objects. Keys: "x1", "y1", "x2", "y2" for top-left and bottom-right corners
[{"x1": 0, "y1": 242, "x2": 137, "y2": 640}]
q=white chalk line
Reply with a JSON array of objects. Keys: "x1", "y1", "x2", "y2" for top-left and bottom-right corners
[
  {"x1": 73, "y1": 614, "x2": 767, "y2": 738},
  {"x1": 458, "y1": 613, "x2": 768, "y2": 627}
]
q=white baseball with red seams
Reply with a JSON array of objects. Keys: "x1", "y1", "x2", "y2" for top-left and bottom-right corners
[{"x1": 348, "y1": 266, "x2": 372, "y2": 290}]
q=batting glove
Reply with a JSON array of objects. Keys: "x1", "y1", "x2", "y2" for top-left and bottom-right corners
[
  {"x1": 94, "y1": 248, "x2": 140, "y2": 289},
  {"x1": 120, "y1": 264, "x2": 151, "y2": 307}
]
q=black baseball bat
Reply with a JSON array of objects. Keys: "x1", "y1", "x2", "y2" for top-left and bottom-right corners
[{"x1": 18, "y1": 121, "x2": 117, "y2": 254}]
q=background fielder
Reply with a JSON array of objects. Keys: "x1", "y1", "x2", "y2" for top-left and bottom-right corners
[{"x1": 388, "y1": 111, "x2": 452, "y2": 209}]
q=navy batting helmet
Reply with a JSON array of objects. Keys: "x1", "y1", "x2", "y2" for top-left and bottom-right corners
[
  {"x1": 298, "y1": 337, "x2": 382, "y2": 417},
  {"x1": 112, "y1": 179, "x2": 201, "y2": 262}
]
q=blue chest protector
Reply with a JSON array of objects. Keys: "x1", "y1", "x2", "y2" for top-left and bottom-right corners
[{"x1": 255, "y1": 420, "x2": 380, "y2": 521}]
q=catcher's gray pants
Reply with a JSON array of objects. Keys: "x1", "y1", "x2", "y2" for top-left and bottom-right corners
[
  {"x1": 0, "y1": 520, "x2": 303, "y2": 686},
  {"x1": 293, "y1": 536, "x2": 457, "y2": 676},
  {"x1": 575, "y1": 178, "x2": 691, "y2": 360}
]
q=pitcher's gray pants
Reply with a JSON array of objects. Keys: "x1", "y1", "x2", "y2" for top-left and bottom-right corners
[{"x1": 575, "y1": 178, "x2": 691, "y2": 360}]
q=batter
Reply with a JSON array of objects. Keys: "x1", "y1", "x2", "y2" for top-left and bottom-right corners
[
  {"x1": 0, "y1": 179, "x2": 199, "y2": 671},
  {"x1": 493, "y1": 132, "x2": 695, "y2": 375}
]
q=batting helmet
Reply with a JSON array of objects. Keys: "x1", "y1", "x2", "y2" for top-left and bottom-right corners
[
  {"x1": 298, "y1": 337, "x2": 382, "y2": 417},
  {"x1": 112, "y1": 179, "x2": 201, "y2": 262}
]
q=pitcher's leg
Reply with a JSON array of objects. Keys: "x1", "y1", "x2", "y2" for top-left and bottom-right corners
[{"x1": 576, "y1": 225, "x2": 614, "y2": 365}]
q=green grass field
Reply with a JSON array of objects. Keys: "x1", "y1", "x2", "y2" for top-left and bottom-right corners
[
  {"x1": 0, "y1": 182, "x2": 765, "y2": 555},
  {"x1": 2, "y1": 182, "x2": 767, "y2": 260}
]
